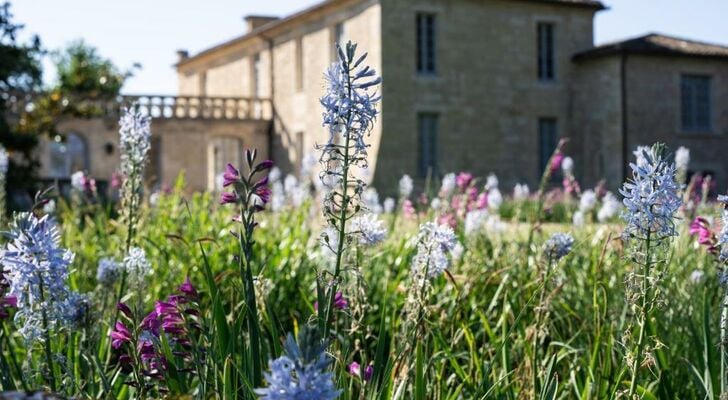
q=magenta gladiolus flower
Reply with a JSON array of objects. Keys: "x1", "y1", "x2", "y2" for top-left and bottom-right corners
[
  {"x1": 110, "y1": 321, "x2": 132, "y2": 349},
  {"x1": 689, "y1": 217, "x2": 718, "y2": 253},
  {"x1": 348, "y1": 361, "x2": 374, "y2": 381},
  {"x1": 117, "y1": 302, "x2": 133, "y2": 319},
  {"x1": 223, "y1": 163, "x2": 240, "y2": 187},
  {"x1": 314, "y1": 291, "x2": 348, "y2": 311},
  {"x1": 220, "y1": 191, "x2": 237, "y2": 205},
  {"x1": 179, "y1": 277, "x2": 198, "y2": 299},
  {"x1": 550, "y1": 153, "x2": 564, "y2": 174}
]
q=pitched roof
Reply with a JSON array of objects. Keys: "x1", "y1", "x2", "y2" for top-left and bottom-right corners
[
  {"x1": 574, "y1": 33, "x2": 728, "y2": 61},
  {"x1": 177, "y1": 0, "x2": 605, "y2": 69}
]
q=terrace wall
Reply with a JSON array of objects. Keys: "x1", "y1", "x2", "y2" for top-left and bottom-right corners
[{"x1": 38, "y1": 117, "x2": 270, "y2": 192}]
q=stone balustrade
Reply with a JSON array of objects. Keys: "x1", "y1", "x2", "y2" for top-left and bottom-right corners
[{"x1": 2, "y1": 92, "x2": 273, "y2": 121}]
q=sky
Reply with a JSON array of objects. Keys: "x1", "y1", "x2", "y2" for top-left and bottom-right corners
[{"x1": 12, "y1": 0, "x2": 728, "y2": 95}]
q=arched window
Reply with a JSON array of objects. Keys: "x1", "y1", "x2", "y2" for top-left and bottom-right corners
[
  {"x1": 207, "y1": 136, "x2": 243, "y2": 191},
  {"x1": 49, "y1": 133, "x2": 88, "y2": 178}
]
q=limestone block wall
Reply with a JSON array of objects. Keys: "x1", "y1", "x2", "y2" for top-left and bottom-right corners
[
  {"x1": 377, "y1": 0, "x2": 597, "y2": 194},
  {"x1": 624, "y1": 55, "x2": 728, "y2": 192},
  {"x1": 571, "y1": 56, "x2": 623, "y2": 189}
]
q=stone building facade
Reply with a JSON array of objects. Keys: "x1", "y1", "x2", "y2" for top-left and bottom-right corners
[{"x1": 40, "y1": 0, "x2": 728, "y2": 193}]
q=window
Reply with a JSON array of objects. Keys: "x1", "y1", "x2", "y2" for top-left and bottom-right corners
[
  {"x1": 681, "y1": 74, "x2": 711, "y2": 131},
  {"x1": 49, "y1": 133, "x2": 88, "y2": 178},
  {"x1": 538, "y1": 118, "x2": 558, "y2": 174},
  {"x1": 146, "y1": 135, "x2": 162, "y2": 185},
  {"x1": 252, "y1": 54, "x2": 262, "y2": 97},
  {"x1": 416, "y1": 13, "x2": 436, "y2": 75},
  {"x1": 332, "y1": 23, "x2": 345, "y2": 61},
  {"x1": 537, "y1": 22, "x2": 555, "y2": 81},
  {"x1": 208, "y1": 137, "x2": 244, "y2": 191},
  {"x1": 295, "y1": 37, "x2": 304, "y2": 92},
  {"x1": 418, "y1": 113, "x2": 438, "y2": 177}
]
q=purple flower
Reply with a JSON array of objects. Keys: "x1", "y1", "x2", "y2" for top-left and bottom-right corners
[
  {"x1": 110, "y1": 321, "x2": 132, "y2": 349},
  {"x1": 220, "y1": 191, "x2": 237, "y2": 205},
  {"x1": 348, "y1": 361, "x2": 374, "y2": 381},
  {"x1": 223, "y1": 163, "x2": 240, "y2": 187},
  {"x1": 258, "y1": 159, "x2": 274, "y2": 171},
  {"x1": 118, "y1": 302, "x2": 133, "y2": 319},
  {"x1": 178, "y1": 277, "x2": 198, "y2": 299},
  {"x1": 314, "y1": 291, "x2": 348, "y2": 311}
]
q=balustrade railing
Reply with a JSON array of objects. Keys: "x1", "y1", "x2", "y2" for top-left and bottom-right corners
[{"x1": 2, "y1": 92, "x2": 273, "y2": 121}]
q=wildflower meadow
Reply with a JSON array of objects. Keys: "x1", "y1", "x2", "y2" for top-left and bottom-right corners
[{"x1": 1, "y1": 41, "x2": 728, "y2": 400}]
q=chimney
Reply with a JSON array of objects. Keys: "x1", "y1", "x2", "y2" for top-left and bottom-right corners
[
  {"x1": 176, "y1": 49, "x2": 189, "y2": 62},
  {"x1": 244, "y1": 15, "x2": 280, "y2": 32}
]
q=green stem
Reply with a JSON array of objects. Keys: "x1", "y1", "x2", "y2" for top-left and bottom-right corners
[
  {"x1": 627, "y1": 231, "x2": 652, "y2": 398},
  {"x1": 38, "y1": 278, "x2": 57, "y2": 393},
  {"x1": 721, "y1": 288, "x2": 728, "y2": 395},
  {"x1": 238, "y1": 194, "x2": 262, "y2": 385},
  {"x1": 532, "y1": 258, "x2": 553, "y2": 397}
]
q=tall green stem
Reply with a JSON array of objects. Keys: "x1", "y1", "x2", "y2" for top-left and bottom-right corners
[
  {"x1": 721, "y1": 288, "x2": 728, "y2": 395},
  {"x1": 238, "y1": 196, "x2": 261, "y2": 385},
  {"x1": 532, "y1": 258, "x2": 553, "y2": 397},
  {"x1": 37, "y1": 277, "x2": 57, "y2": 392},
  {"x1": 628, "y1": 232, "x2": 652, "y2": 398}
]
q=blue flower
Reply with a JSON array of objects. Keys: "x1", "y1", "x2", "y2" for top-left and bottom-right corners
[
  {"x1": 0, "y1": 213, "x2": 76, "y2": 341},
  {"x1": 411, "y1": 222, "x2": 458, "y2": 278},
  {"x1": 619, "y1": 145, "x2": 681, "y2": 240},
  {"x1": 256, "y1": 328, "x2": 341, "y2": 400},
  {"x1": 97, "y1": 257, "x2": 122, "y2": 286},
  {"x1": 543, "y1": 233, "x2": 574, "y2": 261}
]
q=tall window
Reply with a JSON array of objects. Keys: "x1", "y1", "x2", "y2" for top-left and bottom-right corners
[
  {"x1": 208, "y1": 136, "x2": 243, "y2": 191},
  {"x1": 537, "y1": 22, "x2": 555, "y2": 81},
  {"x1": 538, "y1": 118, "x2": 558, "y2": 175},
  {"x1": 681, "y1": 74, "x2": 711, "y2": 131},
  {"x1": 49, "y1": 133, "x2": 88, "y2": 178},
  {"x1": 332, "y1": 23, "x2": 345, "y2": 61},
  {"x1": 416, "y1": 13, "x2": 436, "y2": 75},
  {"x1": 295, "y1": 37, "x2": 304, "y2": 92},
  {"x1": 252, "y1": 54, "x2": 262, "y2": 97},
  {"x1": 418, "y1": 113, "x2": 438, "y2": 177}
]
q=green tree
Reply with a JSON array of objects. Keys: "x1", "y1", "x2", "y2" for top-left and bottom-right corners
[{"x1": 0, "y1": 1, "x2": 43, "y2": 197}]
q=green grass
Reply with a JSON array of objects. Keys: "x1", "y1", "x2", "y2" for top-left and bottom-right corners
[{"x1": 0, "y1": 176, "x2": 723, "y2": 400}]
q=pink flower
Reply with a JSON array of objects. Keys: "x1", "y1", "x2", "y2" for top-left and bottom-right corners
[
  {"x1": 110, "y1": 172, "x2": 123, "y2": 190},
  {"x1": 550, "y1": 153, "x2": 564, "y2": 174},
  {"x1": 438, "y1": 212, "x2": 457, "y2": 229},
  {"x1": 348, "y1": 361, "x2": 374, "y2": 381},
  {"x1": 562, "y1": 177, "x2": 581, "y2": 194},
  {"x1": 689, "y1": 217, "x2": 718, "y2": 253},
  {"x1": 476, "y1": 192, "x2": 488, "y2": 210},
  {"x1": 402, "y1": 199, "x2": 416, "y2": 219},
  {"x1": 455, "y1": 172, "x2": 473, "y2": 190}
]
